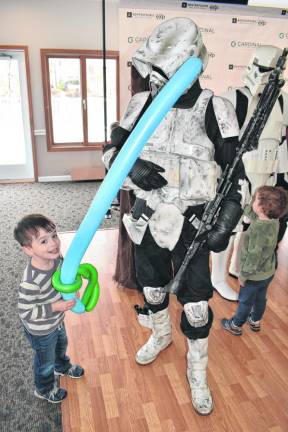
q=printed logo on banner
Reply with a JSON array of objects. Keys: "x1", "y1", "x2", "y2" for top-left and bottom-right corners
[
  {"x1": 228, "y1": 64, "x2": 245, "y2": 70},
  {"x1": 126, "y1": 11, "x2": 157, "y2": 19},
  {"x1": 231, "y1": 17, "x2": 266, "y2": 26},
  {"x1": 181, "y1": 2, "x2": 218, "y2": 11},
  {"x1": 201, "y1": 74, "x2": 212, "y2": 80},
  {"x1": 230, "y1": 40, "x2": 262, "y2": 48},
  {"x1": 199, "y1": 27, "x2": 215, "y2": 35},
  {"x1": 279, "y1": 33, "x2": 288, "y2": 39},
  {"x1": 128, "y1": 36, "x2": 148, "y2": 44}
]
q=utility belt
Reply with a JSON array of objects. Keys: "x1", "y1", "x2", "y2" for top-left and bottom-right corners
[
  {"x1": 122, "y1": 198, "x2": 155, "y2": 245},
  {"x1": 123, "y1": 198, "x2": 204, "y2": 248}
]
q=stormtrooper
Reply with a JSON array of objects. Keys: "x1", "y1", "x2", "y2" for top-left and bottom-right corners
[
  {"x1": 211, "y1": 45, "x2": 288, "y2": 301},
  {"x1": 103, "y1": 17, "x2": 244, "y2": 415}
]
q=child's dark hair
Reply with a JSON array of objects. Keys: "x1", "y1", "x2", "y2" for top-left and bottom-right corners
[
  {"x1": 256, "y1": 186, "x2": 288, "y2": 219},
  {"x1": 14, "y1": 214, "x2": 56, "y2": 246}
]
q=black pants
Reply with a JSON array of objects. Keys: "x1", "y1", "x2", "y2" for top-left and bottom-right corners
[{"x1": 134, "y1": 219, "x2": 214, "y2": 339}]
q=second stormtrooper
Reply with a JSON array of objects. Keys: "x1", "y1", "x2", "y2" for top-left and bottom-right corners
[{"x1": 211, "y1": 45, "x2": 288, "y2": 301}]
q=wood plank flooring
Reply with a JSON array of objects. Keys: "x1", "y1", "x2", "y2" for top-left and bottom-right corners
[{"x1": 59, "y1": 228, "x2": 288, "y2": 432}]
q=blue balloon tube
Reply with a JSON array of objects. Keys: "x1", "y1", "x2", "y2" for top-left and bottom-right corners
[{"x1": 61, "y1": 57, "x2": 202, "y2": 312}]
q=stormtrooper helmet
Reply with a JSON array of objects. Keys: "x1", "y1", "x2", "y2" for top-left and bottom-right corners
[
  {"x1": 132, "y1": 17, "x2": 208, "y2": 96},
  {"x1": 243, "y1": 45, "x2": 285, "y2": 96}
]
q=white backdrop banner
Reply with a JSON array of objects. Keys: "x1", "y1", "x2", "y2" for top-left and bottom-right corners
[{"x1": 119, "y1": 6, "x2": 288, "y2": 115}]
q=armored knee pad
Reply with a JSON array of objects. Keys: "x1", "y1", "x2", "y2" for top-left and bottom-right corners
[
  {"x1": 143, "y1": 286, "x2": 167, "y2": 305},
  {"x1": 143, "y1": 286, "x2": 169, "y2": 314},
  {"x1": 180, "y1": 301, "x2": 213, "y2": 339}
]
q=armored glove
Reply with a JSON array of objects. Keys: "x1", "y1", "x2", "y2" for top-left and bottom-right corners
[
  {"x1": 129, "y1": 158, "x2": 167, "y2": 191},
  {"x1": 207, "y1": 200, "x2": 243, "y2": 253}
]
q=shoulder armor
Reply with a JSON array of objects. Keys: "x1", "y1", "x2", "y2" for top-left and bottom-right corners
[
  {"x1": 120, "y1": 91, "x2": 150, "y2": 131},
  {"x1": 237, "y1": 86, "x2": 251, "y2": 100},
  {"x1": 212, "y1": 95, "x2": 239, "y2": 139},
  {"x1": 221, "y1": 88, "x2": 237, "y2": 109}
]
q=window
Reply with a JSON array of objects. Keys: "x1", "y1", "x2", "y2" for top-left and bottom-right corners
[{"x1": 41, "y1": 49, "x2": 119, "y2": 151}]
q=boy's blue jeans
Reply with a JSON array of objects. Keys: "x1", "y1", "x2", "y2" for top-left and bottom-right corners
[
  {"x1": 24, "y1": 323, "x2": 72, "y2": 394},
  {"x1": 233, "y1": 276, "x2": 273, "y2": 327}
]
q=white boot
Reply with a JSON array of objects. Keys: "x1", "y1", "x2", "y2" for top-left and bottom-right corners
[
  {"x1": 211, "y1": 236, "x2": 238, "y2": 301},
  {"x1": 187, "y1": 338, "x2": 213, "y2": 415},
  {"x1": 135, "y1": 308, "x2": 172, "y2": 365}
]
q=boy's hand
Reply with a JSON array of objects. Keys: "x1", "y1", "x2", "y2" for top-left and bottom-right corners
[
  {"x1": 238, "y1": 277, "x2": 244, "y2": 287},
  {"x1": 52, "y1": 299, "x2": 76, "y2": 312}
]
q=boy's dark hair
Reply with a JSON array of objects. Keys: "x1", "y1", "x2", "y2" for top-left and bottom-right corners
[
  {"x1": 14, "y1": 214, "x2": 56, "y2": 246},
  {"x1": 256, "y1": 186, "x2": 288, "y2": 219}
]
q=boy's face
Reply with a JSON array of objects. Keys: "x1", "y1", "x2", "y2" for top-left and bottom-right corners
[
  {"x1": 22, "y1": 228, "x2": 61, "y2": 263},
  {"x1": 252, "y1": 192, "x2": 263, "y2": 216}
]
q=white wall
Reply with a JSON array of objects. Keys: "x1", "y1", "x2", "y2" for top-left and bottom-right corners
[{"x1": 0, "y1": 0, "x2": 119, "y2": 178}]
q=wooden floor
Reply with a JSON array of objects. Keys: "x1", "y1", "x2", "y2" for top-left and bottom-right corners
[{"x1": 59, "y1": 228, "x2": 288, "y2": 432}]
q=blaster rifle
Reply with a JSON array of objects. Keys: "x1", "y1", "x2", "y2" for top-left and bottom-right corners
[{"x1": 163, "y1": 47, "x2": 287, "y2": 295}]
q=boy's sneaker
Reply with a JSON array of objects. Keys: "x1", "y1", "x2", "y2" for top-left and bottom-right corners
[
  {"x1": 247, "y1": 316, "x2": 261, "y2": 332},
  {"x1": 55, "y1": 364, "x2": 84, "y2": 379},
  {"x1": 34, "y1": 387, "x2": 67, "y2": 403},
  {"x1": 221, "y1": 318, "x2": 242, "y2": 336}
]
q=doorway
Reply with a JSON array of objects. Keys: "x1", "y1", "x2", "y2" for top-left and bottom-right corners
[{"x1": 0, "y1": 46, "x2": 37, "y2": 181}]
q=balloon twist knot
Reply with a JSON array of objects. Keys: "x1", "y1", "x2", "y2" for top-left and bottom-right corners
[{"x1": 52, "y1": 263, "x2": 100, "y2": 312}]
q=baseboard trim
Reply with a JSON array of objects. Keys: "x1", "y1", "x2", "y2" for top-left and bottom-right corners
[
  {"x1": 38, "y1": 175, "x2": 72, "y2": 182},
  {"x1": 0, "y1": 178, "x2": 35, "y2": 184}
]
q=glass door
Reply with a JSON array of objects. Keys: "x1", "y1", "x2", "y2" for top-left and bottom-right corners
[{"x1": 0, "y1": 48, "x2": 35, "y2": 181}]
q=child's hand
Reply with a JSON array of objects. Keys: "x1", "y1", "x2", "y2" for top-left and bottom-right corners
[
  {"x1": 238, "y1": 277, "x2": 244, "y2": 287},
  {"x1": 52, "y1": 299, "x2": 76, "y2": 312}
]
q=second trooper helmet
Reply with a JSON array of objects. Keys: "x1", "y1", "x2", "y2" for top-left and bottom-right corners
[
  {"x1": 243, "y1": 45, "x2": 285, "y2": 96},
  {"x1": 131, "y1": 17, "x2": 208, "y2": 95}
]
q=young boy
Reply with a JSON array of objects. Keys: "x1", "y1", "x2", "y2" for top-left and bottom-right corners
[
  {"x1": 14, "y1": 214, "x2": 84, "y2": 403},
  {"x1": 221, "y1": 186, "x2": 288, "y2": 336}
]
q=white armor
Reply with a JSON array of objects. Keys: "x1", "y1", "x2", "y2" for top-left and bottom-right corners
[
  {"x1": 132, "y1": 17, "x2": 208, "y2": 81},
  {"x1": 121, "y1": 89, "x2": 223, "y2": 203},
  {"x1": 211, "y1": 45, "x2": 288, "y2": 300},
  {"x1": 115, "y1": 89, "x2": 238, "y2": 249},
  {"x1": 244, "y1": 45, "x2": 285, "y2": 96},
  {"x1": 226, "y1": 86, "x2": 286, "y2": 195},
  {"x1": 143, "y1": 286, "x2": 166, "y2": 305},
  {"x1": 184, "y1": 301, "x2": 209, "y2": 328}
]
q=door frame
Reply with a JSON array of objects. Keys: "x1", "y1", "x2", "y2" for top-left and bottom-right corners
[{"x1": 0, "y1": 45, "x2": 38, "y2": 182}]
